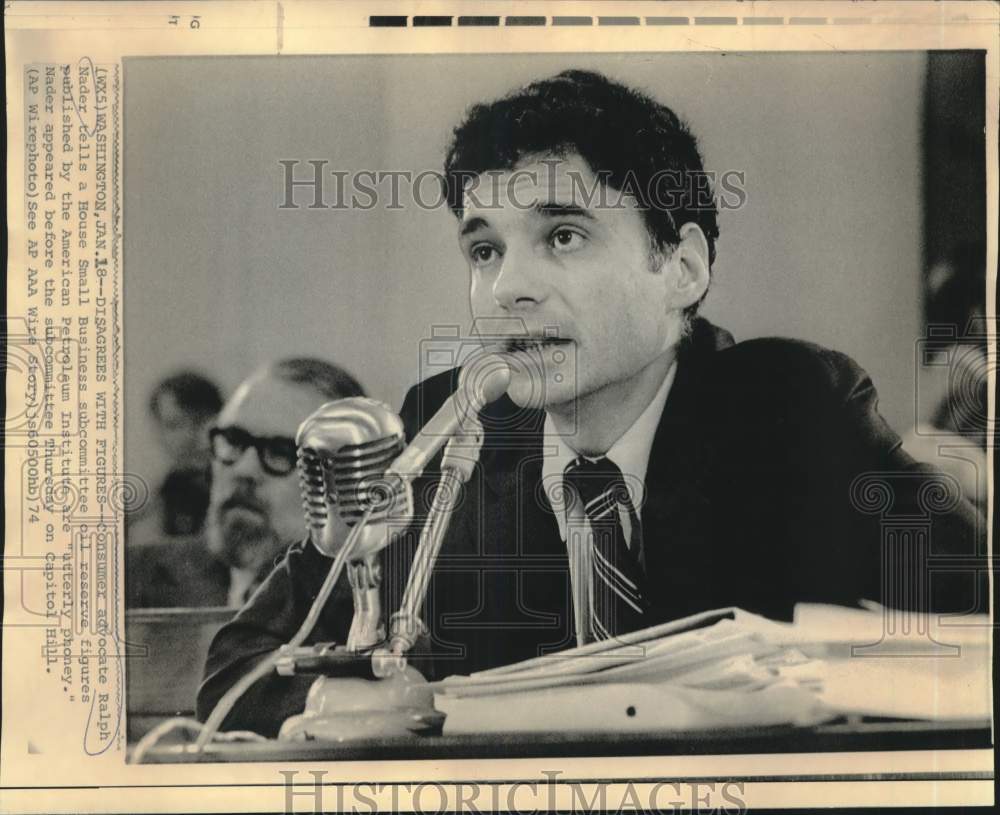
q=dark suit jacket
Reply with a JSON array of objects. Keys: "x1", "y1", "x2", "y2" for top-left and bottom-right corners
[
  {"x1": 126, "y1": 534, "x2": 283, "y2": 609},
  {"x1": 197, "y1": 320, "x2": 985, "y2": 736},
  {"x1": 126, "y1": 536, "x2": 230, "y2": 608}
]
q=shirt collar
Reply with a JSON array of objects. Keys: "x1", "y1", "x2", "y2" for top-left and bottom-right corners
[
  {"x1": 228, "y1": 566, "x2": 257, "y2": 608},
  {"x1": 542, "y1": 360, "x2": 677, "y2": 539}
]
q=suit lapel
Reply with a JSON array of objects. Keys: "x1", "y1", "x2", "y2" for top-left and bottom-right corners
[
  {"x1": 478, "y1": 401, "x2": 563, "y2": 559},
  {"x1": 640, "y1": 321, "x2": 729, "y2": 621},
  {"x1": 477, "y1": 406, "x2": 572, "y2": 652}
]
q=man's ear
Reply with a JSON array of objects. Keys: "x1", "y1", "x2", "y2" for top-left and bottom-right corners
[{"x1": 659, "y1": 223, "x2": 710, "y2": 310}]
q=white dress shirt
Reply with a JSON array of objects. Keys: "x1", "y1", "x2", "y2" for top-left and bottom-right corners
[{"x1": 541, "y1": 361, "x2": 677, "y2": 644}]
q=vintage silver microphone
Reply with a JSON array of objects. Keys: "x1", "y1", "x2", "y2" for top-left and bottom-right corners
[{"x1": 296, "y1": 398, "x2": 413, "y2": 651}]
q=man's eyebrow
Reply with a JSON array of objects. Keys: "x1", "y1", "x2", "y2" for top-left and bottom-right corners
[
  {"x1": 459, "y1": 216, "x2": 490, "y2": 237},
  {"x1": 535, "y1": 203, "x2": 595, "y2": 220},
  {"x1": 459, "y1": 204, "x2": 595, "y2": 236}
]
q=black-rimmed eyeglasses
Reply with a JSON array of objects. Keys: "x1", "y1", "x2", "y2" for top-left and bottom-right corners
[{"x1": 208, "y1": 425, "x2": 298, "y2": 477}]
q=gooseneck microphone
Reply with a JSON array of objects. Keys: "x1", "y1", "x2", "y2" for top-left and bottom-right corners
[
  {"x1": 386, "y1": 355, "x2": 512, "y2": 658},
  {"x1": 387, "y1": 351, "x2": 513, "y2": 484}
]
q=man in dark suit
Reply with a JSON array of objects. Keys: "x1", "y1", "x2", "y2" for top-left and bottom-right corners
[{"x1": 197, "y1": 70, "x2": 985, "y2": 737}]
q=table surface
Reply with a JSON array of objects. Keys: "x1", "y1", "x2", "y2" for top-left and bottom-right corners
[{"x1": 137, "y1": 718, "x2": 992, "y2": 764}]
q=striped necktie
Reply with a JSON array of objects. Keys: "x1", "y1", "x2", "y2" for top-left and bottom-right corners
[{"x1": 563, "y1": 456, "x2": 647, "y2": 640}]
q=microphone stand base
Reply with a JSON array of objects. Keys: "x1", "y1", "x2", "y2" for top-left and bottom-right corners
[{"x1": 278, "y1": 665, "x2": 443, "y2": 742}]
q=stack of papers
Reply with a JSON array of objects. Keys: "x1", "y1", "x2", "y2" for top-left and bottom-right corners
[
  {"x1": 745, "y1": 603, "x2": 993, "y2": 722},
  {"x1": 433, "y1": 605, "x2": 992, "y2": 735},
  {"x1": 434, "y1": 609, "x2": 829, "y2": 734}
]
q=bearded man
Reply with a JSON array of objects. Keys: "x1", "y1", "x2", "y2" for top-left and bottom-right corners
[{"x1": 126, "y1": 358, "x2": 363, "y2": 607}]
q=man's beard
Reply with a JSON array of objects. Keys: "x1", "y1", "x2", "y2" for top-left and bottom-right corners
[{"x1": 207, "y1": 497, "x2": 281, "y2": 572}]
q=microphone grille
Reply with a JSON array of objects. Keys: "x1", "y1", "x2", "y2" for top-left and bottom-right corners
[
  {"x1": 295, "y1": 397, "x2": 411, "y2": 531},
  {"x1": 328, "y1": 434, "x2": 407, "y2": 524},
  {"x1": 297, "y1": 445, "x2": 328, "y2": 533}
]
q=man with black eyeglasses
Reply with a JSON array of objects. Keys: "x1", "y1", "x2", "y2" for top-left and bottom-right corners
[{"x1": 127, "y1": 357, "x2": 364, "y2": 608}]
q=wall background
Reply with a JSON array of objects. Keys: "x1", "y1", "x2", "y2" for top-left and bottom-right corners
[{"x1": 124, "y1": 52, "x2": 926, "y2": 487}]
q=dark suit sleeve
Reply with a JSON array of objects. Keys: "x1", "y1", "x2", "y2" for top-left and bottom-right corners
[
  {"x1": 195, "y1": 539, "x2": 353, "y2": 738},
  {"x1": 817, "y1": 349, "x2": 986, "y2": 614},
  {"x1": 398, "y1": 368, "x2": 461, "y2": 442}
]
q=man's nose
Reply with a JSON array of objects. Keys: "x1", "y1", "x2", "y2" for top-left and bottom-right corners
[
  {"x1": 228, "y1": 444, "x2": 267, "y2": 480},
  {"x1": 492, "y1": 243, "x2": 546, "y2": 311}
]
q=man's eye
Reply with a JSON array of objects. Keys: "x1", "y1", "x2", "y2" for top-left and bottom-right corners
[
  {"x1": 550, "y1": 228, "x2": 586, "y2": 253},
  {"x1": 470, "y1": 244, "x2": 499, "y2": 266}
]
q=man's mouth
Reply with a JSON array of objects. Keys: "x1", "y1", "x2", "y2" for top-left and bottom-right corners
[{"x1": 220, "y1": 497, "x2": 267, "y2": 518}]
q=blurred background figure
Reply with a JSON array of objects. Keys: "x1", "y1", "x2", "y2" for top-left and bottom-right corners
[
  {"x1": 924, "y1": 241, "x2": 989, "y2": 447},
  {"x1": 904, "y1": 241, "x2": 989, "y2": 511},
  {"x1": 127, "y1": 358, "x2": 364, "y2": 608},
  {"x1": 899, "y1": 52, "x2": 989, "y2": 512},
  {"x1": 151, "y1": 371, "x2": 223, "y2": 472},
  {"x1": 127, "y1": 371, "x2": 224, "y2": 544}
]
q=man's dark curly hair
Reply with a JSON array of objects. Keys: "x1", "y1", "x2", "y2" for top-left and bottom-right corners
[{"x1": 442, "y1": 70, "x2": 720, "y2": 277}]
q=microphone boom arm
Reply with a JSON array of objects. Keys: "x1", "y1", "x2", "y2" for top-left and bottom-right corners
[
  {"x1": 386, "y1": 421, "x2": 486, "y2": 658},
  {"x1": 380, "y1": 355, "x2": 510, "y2": 664}
]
